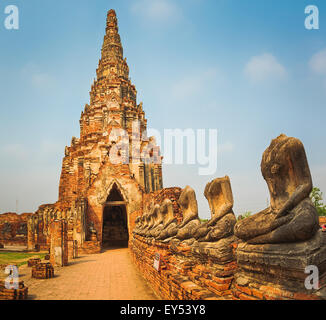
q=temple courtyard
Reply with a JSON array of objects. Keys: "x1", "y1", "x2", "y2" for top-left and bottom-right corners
[{"x1": 15, "y1": 248, "x2": 157, "y2": 300}]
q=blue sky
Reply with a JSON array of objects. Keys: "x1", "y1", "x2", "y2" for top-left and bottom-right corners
[{"x1": 0, "y1": 0, "x2": 325, "y2": 219}]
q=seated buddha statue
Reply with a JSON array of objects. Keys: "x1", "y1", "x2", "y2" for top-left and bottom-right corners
[
  {"x1": 156, "y1": 199, "x2": 179, "y2": 241},
  {"x1": 133, "y1": 216, "x2": 141, "y2": 235},
  {"x1": 194, "y1": 176, "x2": 237, "y2": 242},
  {"x1": 234, "y1": 134, "x2": 319, "y2": 244},
  {"x1": 138, "y1": 212, "x2": 151, "y2": 237},
  {"x1": 142, "y1": 210, "x2": 156, "y2": 237},
  {"x1": 174, "y1": 186, "x2": 201, "y2": 241},
  {"x1": 137, "y1": 201, "x2": 154, "y2": 236},
  {"x1": 147, "y1": 205, "x2": 162, "y2": 238}
]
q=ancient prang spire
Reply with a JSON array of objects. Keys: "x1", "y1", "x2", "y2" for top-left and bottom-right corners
[
  {"x1": 90, "y1": 9, "x2": 136, "y2": 109},
  {"x1": 58, "y1": 9, "x2": 163, "y2": 203},
  {"x1": 97, "y1": 9, "x2": 128, "y2": 81},
  {"x1": 83, "y1": 9, "x2": 142, "y2": 133}
]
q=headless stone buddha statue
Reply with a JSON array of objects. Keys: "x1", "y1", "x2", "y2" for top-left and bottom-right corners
[
  {"x1": 234, "y1": 134, "x2": 319, "y2": 244},
  {"x1": 142, "y1": 206, "x2": 156, "y2": 237},
  {"x1": 133, "y1": 216, "x2": 141, "y2": 235},
  {"x1": 194, "y1": 176, "x2": 236, "y2": 242},
  {"x1": 174, "y1": 186, "x2": 201, "y2": 242},
  {"x1": 137, "y1": 212, "x2": 151, "y2": 236},
  {"x1": 148, "y1": 205, "x2": 164, "y2": 238},
  {"x1": 135, "y1": 215, "x2": 148, "y2": 235},
  {"x1": 137, "y1": 201, "x2": 154, "y2": 236},
  {"x1": 134, "y1": 215, "x2": 143, "y2": 235},
  {"x1": 156, "y1": 199, "x2": 179, "y2": 241},
  {"x1": 144, "y1": 204, "x2": 160, "y2": 238}
]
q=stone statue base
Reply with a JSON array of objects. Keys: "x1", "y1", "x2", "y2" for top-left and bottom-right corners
[
  {"x1": 234, "y1": 231, "x2": 326, "y2": 300},
  {"x1": 192, "y1": 235, "x2": 237, "y2": 264}
]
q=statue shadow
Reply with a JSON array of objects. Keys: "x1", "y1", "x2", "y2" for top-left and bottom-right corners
[
  {"x1": 100, "y1": 245, "x2": 128, "y2": 253},
  {"x1": 67, "y1": 259, "x2": 95, "y2": 266}
]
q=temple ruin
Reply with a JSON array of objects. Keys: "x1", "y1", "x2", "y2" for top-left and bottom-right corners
[
  {"x1": 0, "y1": 9, "x2": 325, "y2": 301},
  {"x1": 26, "y1": 9, "x2": 164, "y2": 255}
]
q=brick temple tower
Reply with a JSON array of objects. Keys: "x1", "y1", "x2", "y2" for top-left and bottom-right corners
[
  {"x1": 59, "y1": 9, "x2": 163, "y2": 202},
  {"x1": 28, "y1": 9, "x2": 163, "y2": 253}
]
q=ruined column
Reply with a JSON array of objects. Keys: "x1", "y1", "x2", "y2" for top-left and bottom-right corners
[
  {"x1": 49, "y1": 219, "x2": 68, "y2": 267},
  {"x1": 27, "y1": 216, "x2": 34, "y2": 251}
]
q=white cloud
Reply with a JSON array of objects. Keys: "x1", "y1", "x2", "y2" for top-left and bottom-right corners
[
  {"x1": 131, "y1": 0, "x2": 181, "y2": 23},
  {"x1": 309, "y1": 49, "x2": 326, "y2": 75},
  {"x1": 244, "y1": 53, "x2": 287, "y2": 83}
]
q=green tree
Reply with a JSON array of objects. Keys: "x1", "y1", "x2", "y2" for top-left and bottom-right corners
[
  {"x1": 310, "y1": 187, "x2": 326, "y2": 217},
  {"x1": 237, "y1": 211, "x2": 252, "y2": 221}
]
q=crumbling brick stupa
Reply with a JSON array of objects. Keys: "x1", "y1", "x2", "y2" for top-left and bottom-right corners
[{"x1": 26, "y1": 9, "x2": 164, "y2": 255}]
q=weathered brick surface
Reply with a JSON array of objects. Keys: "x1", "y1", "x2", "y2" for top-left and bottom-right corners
[
  {"x1": 0, "y1": 280, "x2": 28, "y2": 300},
  {"x1": 232, "y1": 276, "x2": 321, "y2": 301},
  {"x1": 32, "y1": 263, "x2": 54, "y2": 279},
  {"x1": 49, "y1": 220, "x2": 68, "y2": 267},
  {"x1": 0, "y1": 212, "x2": 32, "y2": 246},
  {"x1": 130, "y1": 233, "x2": 326, "y2": 300},
  {"x1": 129, "y1": 235, "x2": 235, "y2": 300},
  {"x1": 79, "y1": 241, "x2": 101, "y2": 254},
  {"x1": 232, "y1": 236, "x2": 326, "y2": 300},
  {"x1": 142, "y1": 188, "x2": 182, "y2": 222},
  {"x1": 27, "y1": 258, "x2": 41, "y2": 267}
]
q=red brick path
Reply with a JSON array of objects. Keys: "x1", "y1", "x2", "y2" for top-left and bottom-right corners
[{"x1": 19, "y1": 248, "x2": 158, "y2": 300}]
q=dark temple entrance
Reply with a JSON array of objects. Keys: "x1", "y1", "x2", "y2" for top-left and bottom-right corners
[{"x1": 102, "y1": 184, "x2": 129, "y2": 248}]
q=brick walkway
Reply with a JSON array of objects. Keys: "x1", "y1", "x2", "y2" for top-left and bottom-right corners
[{"x1": 19, "y1": 248, "x2": 158, "y2": 300}]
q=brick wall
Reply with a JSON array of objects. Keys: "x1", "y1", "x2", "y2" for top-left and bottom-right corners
[
  {"x1": 130, "y1": 235, "x2": 237, "y2": 300},
  {"x1": 130, "y1": 230, "x2": 326, "y2": 301},
  {"x1": 0, "y1": 212, "x2": 32, "y2": 246},
  {"x1": 142, "y1": 187, "x2": 182, "y2": 221}
]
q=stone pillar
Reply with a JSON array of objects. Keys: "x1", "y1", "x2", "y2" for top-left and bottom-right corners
[
  {"x1": 158, "y1": 164, "x2": 163, "y2": 189},
  {"x1": 78, "y1": 198, "x2": 87, "y2": 245},
  {"x1": 138, "y1": 163, "x2": 145, "y2": 190},
  {"x1": 67, "y1": 217, "x2": 78, "y2": 260},
  {"x1": 154, "y1": 165, "x2": 161, "y2": 191},
  {"x1": 49, "y1": 220, "x2": 68, "y2": 267},
  {"x1": 27, "y1": 217, "x2": 34, "y2": 251}
]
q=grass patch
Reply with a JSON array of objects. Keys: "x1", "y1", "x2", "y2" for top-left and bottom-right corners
[{"x1": 0, "y1": 252, "x2": 47, "y2": 267}]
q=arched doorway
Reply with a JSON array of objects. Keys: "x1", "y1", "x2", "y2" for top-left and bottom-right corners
[{"x1": 102, "y1": 184, "x2": 129, "y2": 248}]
